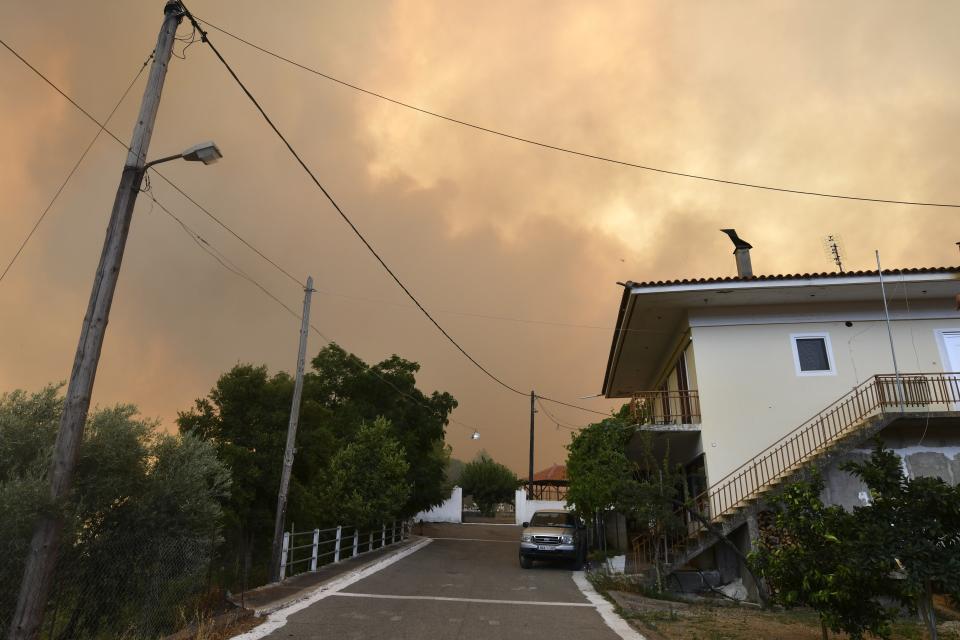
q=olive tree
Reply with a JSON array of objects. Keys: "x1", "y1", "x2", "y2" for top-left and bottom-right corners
[{"x1": 0, "y1": 385, "x2": 230, "y2": 639}]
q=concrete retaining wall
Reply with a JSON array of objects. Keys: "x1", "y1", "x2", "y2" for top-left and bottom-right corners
[
  {"x1": 414, "y1": 486, "x2": 462, "y2": 523},
  {"x1": 820, "y1": 422, "x2": 960, "y2": 510}
]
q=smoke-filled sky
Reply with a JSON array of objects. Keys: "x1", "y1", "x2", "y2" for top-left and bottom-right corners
[{"x1": 2, "y1": 1, "x2": 958, "y2": 473}]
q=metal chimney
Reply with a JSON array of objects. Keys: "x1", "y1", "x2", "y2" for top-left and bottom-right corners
[{"x1": 720, "y1": 229, "x2": 753, "y2": 277}]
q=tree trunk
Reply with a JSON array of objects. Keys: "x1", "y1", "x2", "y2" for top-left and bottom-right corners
[
  {"x1": 653, "y1": 532, "x2": 662, "y2": 591},
  {"x1": 820, "y1": 617, "x2": 828, "y2": 640},
  {"x1": 919, "y1": 580, "x2": 938, "y2": 640}
]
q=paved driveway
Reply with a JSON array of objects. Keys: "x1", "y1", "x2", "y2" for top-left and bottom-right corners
[{"x1": 253, "y1": 524, "x2": 639, "y2": 639}]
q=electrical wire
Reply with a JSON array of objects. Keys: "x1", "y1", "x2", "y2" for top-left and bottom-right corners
[
  {"x1": 535, "y1": 397, "x2": 583, "y2": 431},
  {"x1": 150, "y1": 188, "x2": 479, "y2": 435},
  {"x1": 300, "y1": 286, "x2": 666, "y2": 335},
  {"x1": 0, "y1": 35, "x2": 304, "y2": 291},
  {"x1": 192, "y1": 15, "x2": 960, "y2": 210},
  {"x1": 148, "y1": 190, "x2": 306, "y2": 322},
  {"x1": 0, "y1": 44, "x2": 152, "y2": 283},
  {"x1": 181, "y1": 7, "x2": 611, "y2": 417},
  {"x1": 2, "y1": 28, "x2": 609, "y2": 418}
]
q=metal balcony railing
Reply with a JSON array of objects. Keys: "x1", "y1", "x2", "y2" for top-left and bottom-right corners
[{"x1": 630, "y1": 389, "x2": 700, "y2": 426}]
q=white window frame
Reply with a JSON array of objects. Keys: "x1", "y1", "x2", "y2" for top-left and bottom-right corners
[
  {"x1": 790, "y1": 332, "x2": 837, "y2": 377},
  {"x1": 934, "y1": 329, "x2": 960, "y2": 372}
]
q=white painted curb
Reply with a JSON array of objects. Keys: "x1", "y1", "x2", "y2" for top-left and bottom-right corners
[
  {"x1": 228, "y1": 537, "x2": 433, "y2": 639},
  {"x1": 572, "y1": 571, "x2": 647, "y2": 640}
]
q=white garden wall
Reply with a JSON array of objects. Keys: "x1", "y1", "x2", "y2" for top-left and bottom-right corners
[
  {"x1": 414, "y1": 486, "x2": 462, "y2": 523},
  {"x1": 514, "y1": 489, "x2": 567, "y2": 525}
]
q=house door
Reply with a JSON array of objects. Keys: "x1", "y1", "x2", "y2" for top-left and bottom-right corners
[{"x1": 941, "y1": 331, "x2": 960, "y2": 409}]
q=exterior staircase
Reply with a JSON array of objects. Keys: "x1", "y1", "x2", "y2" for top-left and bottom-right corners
[{"x1": 632, "y1": 372, "x2": 960, "y2": 574}]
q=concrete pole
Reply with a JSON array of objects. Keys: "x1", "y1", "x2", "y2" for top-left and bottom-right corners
[
  {"x1": 270, "y1": 276, "x2": 315, "y2": 582},
  {"x1": 528, "y1": 390, "x2": 536, "y2": 499},
  {"x1": 7, "y1": 4, "x2": 183, "y2": 638}
]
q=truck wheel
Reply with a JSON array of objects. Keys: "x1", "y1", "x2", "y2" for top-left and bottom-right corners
[{"x1": 519, "y1": 554, "x2": 533, "y2": 569}]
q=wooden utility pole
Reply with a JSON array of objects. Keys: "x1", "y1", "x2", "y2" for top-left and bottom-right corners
[
  {"x1": 528, "y1": 390, "x2": 536, "y2": 499},
  {"x1": 7, "y1": 3, "x2": 184, "y2": 638},
  {"x1": 270, "y1": 276, "x2": 314, "y2": 583}
]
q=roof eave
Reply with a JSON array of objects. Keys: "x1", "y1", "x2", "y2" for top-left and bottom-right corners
[{"x1": 601, "y1": 283, "x2": 635, "y2": 398}]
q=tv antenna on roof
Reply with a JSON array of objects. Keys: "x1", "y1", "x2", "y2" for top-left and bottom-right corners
[{"x1": 823, "y1": 234, "x2": 845, "y2": 273}]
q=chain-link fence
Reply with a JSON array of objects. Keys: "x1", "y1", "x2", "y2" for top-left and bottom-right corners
[{"x1": 1, "y1": 533, "x2": 217, "y2": 640}]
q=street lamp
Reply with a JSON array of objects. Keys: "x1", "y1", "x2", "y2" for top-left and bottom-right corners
[{"x1": 145, "y1": 140, "x2": 222, "y2": 169}]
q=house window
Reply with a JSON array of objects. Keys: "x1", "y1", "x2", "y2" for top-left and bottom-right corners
[{"x1": 790, "y1": 333, "x2": 836, "y2": 376}]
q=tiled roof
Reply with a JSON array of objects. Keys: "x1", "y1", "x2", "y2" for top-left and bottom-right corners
[
  {"x1": 531, "y1": 464, "x2": 567, "y2": 482},
  {"x1": 625, "y1": 266, "x2": 960, "y2": 289}
]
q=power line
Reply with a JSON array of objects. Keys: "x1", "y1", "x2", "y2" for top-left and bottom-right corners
[
  {"x1": 303, "y1": 287, "x2": 666, "y2": 335},
  {"x1": 0, "y1": 34, "x2": 484, "y2": 433},
  {"x1": 3, "y1": 28, "x2": 609, "y2": 418},
  {"x1": 535, "y1": 397, "x2": 582, "y2": 431},
  {"x1": 0, "y1": 46, "x2": 152, "y2": 283},
  {"x1": 0, "y1": 36, "x2": 303, "y2": 291},
  {"x1": 193, "y1": 15, "x2": 960, "y2": 210},
  {"x1": 149, "y1": 187, "x2": 479, "y2": 435},
  {"x1": 182, "y1": 9, "x2": 537, "y2": 399},
  {"x1": 148, "y1": 168, "x2": 304, "y2": 288},
  {"x1": 186, "y1": 10, "x2": 612, "y2": 418},
  {"x1": 147, "y1": 189, "x2": 306, "y2": 322}
]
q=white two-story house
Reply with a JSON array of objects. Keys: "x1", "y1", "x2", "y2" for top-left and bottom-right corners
[{"x1": 602, "y1": 231, "x2": 960, "y2": 593}]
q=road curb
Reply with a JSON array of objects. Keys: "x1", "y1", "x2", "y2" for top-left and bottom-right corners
[
  {"x1": 241, "y1": 536, "x2": 429, "y2": 617},
  {"x1": 227, "y1": 537, "x2": 433, "y2": 639}
]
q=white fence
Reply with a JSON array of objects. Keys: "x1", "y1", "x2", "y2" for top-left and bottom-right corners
[
  {"x1": 279, "y1": 521, "x2": 410, "y2": 580},
  {"x1": 514, "y1": 489, "x2": 567, "y2": 526},
  {"x1": 414, "y1": 486, "x2": 463, "y2": 523}
]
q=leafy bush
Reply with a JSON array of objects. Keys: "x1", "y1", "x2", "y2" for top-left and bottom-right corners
[{"x1": 459, "y1": 453, "x2": 519, "y2": 516}]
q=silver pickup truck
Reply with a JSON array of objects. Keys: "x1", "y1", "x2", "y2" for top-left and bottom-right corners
[{"x1": 518, "y1": 509, "x2": 586, "y2": 569}]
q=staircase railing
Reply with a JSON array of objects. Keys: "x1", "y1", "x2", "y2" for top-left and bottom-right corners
[
  {"x1": 632, "y1": 372, "x2": 960, "y2": 568},
  {"x1": 696, "y1": 373, "x2": 960, "y2": 523}
]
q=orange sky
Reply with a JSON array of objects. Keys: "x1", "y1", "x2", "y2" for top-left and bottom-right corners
[{"x1": 2, "y1": 1, "x2": 959, "y2": 473}]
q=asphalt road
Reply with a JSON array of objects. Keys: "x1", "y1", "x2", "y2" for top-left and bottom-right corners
[{"x1": 254, "y1": 524, "x2": 636, "y2": 640}]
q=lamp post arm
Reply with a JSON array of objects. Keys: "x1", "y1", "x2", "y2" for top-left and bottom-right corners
[{"x1": 144, "y1": 152, "x2": 183, "y2": 169}]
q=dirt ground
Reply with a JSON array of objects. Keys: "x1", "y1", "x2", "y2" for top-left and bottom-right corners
[{"x1": 607, "y1": 590, "x2": 960, "y2": 640}]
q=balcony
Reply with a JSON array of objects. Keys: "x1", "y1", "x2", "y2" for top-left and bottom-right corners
[{"x1": 629, "y1": 389, "x2": 700, "y2": 431}]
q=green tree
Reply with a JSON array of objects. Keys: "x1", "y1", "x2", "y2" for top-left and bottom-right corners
[
  {"x1": 842, "y1": 443, "x2": 960, "y2": 640},
  {"x1": 750, "y1": 470, "x2": 898, "y2": 640},
  {"x1": 178, "y1": 345, "x2": 456, "y2": 585},
  {"x1": 565, "y1": 411, "x2": 637, "y2": 522},
  {"x1": 446, "y1": 457, "x2": 467, "y2": 486},
  {"x1": 177, "y1": 364, "x2": 327, "y2": 586},
  {"x1": 320, "y1": 417, "x2": 410, "y2": 528},
  {"x1": 565, "y1": 408, "x2": 687, "y2": 575},
  {"x1": 459, "y1": 452, "x2": 519, "y2": 517},
  {"x1": 307, "y1": 345, "x2": 456, "y2": 516},
  {"x1": 0, "y1": 386, "x2": 230, "y2": 639}
]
